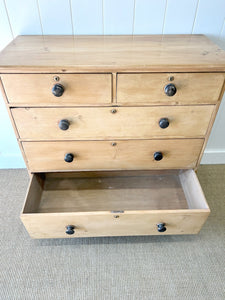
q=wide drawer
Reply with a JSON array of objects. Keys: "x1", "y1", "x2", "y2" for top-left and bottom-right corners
[
  {"x1": 21, "y1": 170, "x2": 210, "y2": 238},
  {"x1": 117, "y1": 73, "x2": 224, "y2": 105},
  {"x1": 1, "y1": 74, "x2": 112, "y2": 105},
  {"x1": 12, "y1": 106, "x2": 214, "y2": 140},
  {"x1": 22, "y1": 139, "x2": 204, "y2": 172}
]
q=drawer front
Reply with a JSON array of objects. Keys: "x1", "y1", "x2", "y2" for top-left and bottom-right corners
[
  {"x1": 1, "y1": 74, "x2": 112, "y2": 105},
  {"x1": 22, "y1": 139, "x2": 204, "y2": 171},
  {"x1": 12, "y1": 106, "x2": 214, "y2": 140},
  {"x1": 21, "y1": 211, "x2": 209, "y2": 239},
  {"x1": 117, "y1": 73, "x2": 224, "y2": 105}
]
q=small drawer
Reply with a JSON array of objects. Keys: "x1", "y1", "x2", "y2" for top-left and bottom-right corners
[
  {"x1": 117, "y1": 73, "x2": 224, "y2": 105},
  {"x1": 1, "y1": 74, "x2": 112, "y2": 105},
  {"x1": 12, "y1": 106, "x2": 214, "y2": 140},
  {"x1": 22, "y1": 139, "x2": 204, "y2": 172},
  {"x1": 21, "y1": 170, "x2": 210, "y2": 238}
]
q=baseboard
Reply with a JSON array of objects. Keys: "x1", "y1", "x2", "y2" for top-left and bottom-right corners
[
  {"x1": 0, "y1": 154, "x2": 26, "y2": 168},
  {"x1": 201, "y1": 150, "x2": 225, "y2": 164}
]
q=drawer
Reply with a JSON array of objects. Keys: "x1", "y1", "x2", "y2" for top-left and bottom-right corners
[
  {"x1": 1, "y1": 74, "x2": 112, "y2": 105},
  {"x1": 22, "y1": 139, "x2": 204, "y2": 172},
  {"x1": 12, "y1": 106, "x2": 214, "y2": 140},
  {"x1": 21, "y1": 170, "x2": 210, "y2": 238},
  {"x1": 117, "y1": 73, "x2": 224, "y2": 105}
]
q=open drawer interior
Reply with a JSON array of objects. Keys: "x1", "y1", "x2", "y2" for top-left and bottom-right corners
[
  {"x1": 21, "y1": 170, "x2": 210, "y2": 238},
  {"x1": 23, "y1": 170, "x2": 209, "y2": 213}
]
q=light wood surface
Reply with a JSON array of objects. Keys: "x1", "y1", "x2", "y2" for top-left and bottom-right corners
[
  {"x1": 22, "y1": 139, "x2": 204, "y2": 172},
  {"x1": 40, "y1": 175, "x2": 188, "y2": 213},
  {"x1": 20, "y1": 170, "x2": 209, "y2": 238},
  {"x1": 0, "y1": 35, "x2": 225, "y2": 73},
  {"x1": 2, "y1": 34, "x2": 223, "y2": 238},
  {"x1": 22, "y1": 174, "x2": 43, "y2": 214},
  {"x1": 179, "y1": 170, "x2": 209, "y2": 209},
  {"x1": 21, "y1": 211, "x2": 210, "y2": 238},
  {"x1": 117, "y1": 73, "x2": 224, "y2": 105},
  {"x1": 12, "y1": 106, "x2": 214, "y2": 140},
  {"x1": 112, "y1": 73, "x2": 117, "y2": 102},
  {"x1": 1, "y1": 74, "x2": 112, "y2": 105},
  {"x1": 45, "y1": 170, "x2": 181, "y2": 178}
]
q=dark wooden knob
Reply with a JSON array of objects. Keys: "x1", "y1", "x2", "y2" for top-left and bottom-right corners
[
  {"x1": 164, "y1": 83, "x2": 177, "y2": 96},
  {"x1": 52, "y1": 84, "x2": 64, "y2": 97},
  {"x1": 159, "y1": 118, "x2": 169, "y2": 129},
  {"x1": 154, "y1": 152, "x2": 163, "y2": 161},
  {"x1": 59, "y1": 119, "x2": 70, "y2": 130},
  {"x1": 157, "y1": 223, "x2": 166, "y2": 232},
  {"x1": 66, "y1": 225, "x2": 75, "y2": 235},
  {"x1": 64, "y1": 153, "x2": 74, "y2": 163}
]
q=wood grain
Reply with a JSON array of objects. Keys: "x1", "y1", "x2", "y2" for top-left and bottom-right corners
[
  {"x1": 1, "y1": 73, "x2": 112, "y2": 105},
  {"x1": 45, "y1": 170, "x2": 181, "y2": 178},
  {"x1": 40, "y1": 174, "x2": 188, "y2": 212},
  {"x1": 117, "y1": 73, "x2": 225, "y2": 105},
  {"x1": 22, "y1": 139, "x2": 204, "y2": 172},
  {"x1": 21, "y1": 211, "x2": 210, "y2": 238},
  {"x1": 0, "y1": 35, "x2": 225, "y2": 73},
  {"x1": 12, "y1": 106, "x2": 214, "y2": 140}
]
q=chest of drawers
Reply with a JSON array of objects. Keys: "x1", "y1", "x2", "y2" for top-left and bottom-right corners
[{"x1": 1, "y1": 35, "x2": 225, "y2": 239}]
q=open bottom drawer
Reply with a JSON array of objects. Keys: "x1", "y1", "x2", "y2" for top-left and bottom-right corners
[{"x1": 21, "y1": 170, "x2": 210, "y2": 239}]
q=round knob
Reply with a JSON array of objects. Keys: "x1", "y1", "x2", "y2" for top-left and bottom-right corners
[
  {"x1": 52, "y1": 84, "x2": 64, "y2": 97},
  {"x1": 157, "y1": 223, "x2": 166, "y2": 232},
  {"x1": 64, "y1": 153, "x2": 74, "y2": 163},
  {"x1": 66, "y1": 225, "x2": 75, "y2": 235},
  {"x1": 154, "y1": 152, "x2": 163, "y2": 161},
  {"x1": 159, "y1": 118, "x2": 169, "y2": 129},
  {"x1": 164, "y1": 83, "x2": 177, "y2": 97},
  {"x1": 59, "y1": 119, "x2": 70, "y2": 131}
]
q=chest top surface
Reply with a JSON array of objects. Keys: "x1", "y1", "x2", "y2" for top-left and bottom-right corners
[{"x1": 0, "y1": 35, "x2": 225, "y2": 73}]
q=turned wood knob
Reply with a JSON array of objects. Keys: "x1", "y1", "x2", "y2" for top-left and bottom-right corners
[
  {"x1": 164, "y1": 83, "x2": 177, "y2": 96},
  {"x1": 159, "y1": 118, "x2": 169, "y2": 129},
  {"x1": 157, "y1": 223, "x2": 166, "y2": 232},
  {"x1": 59, "y1": 119, "x2": 70, "y2": 130},
  {"x1": 52, "y1": 83, "x2": 64, "y2": 97},
  {"x1": 154, "y1": 152, "x2": 163, "y2": 161},
  {"x1": 64, "y1": 153, "x2": 74, "y2": 163},
  {"x1": 66, "y1": 225, "x2": 75, "y2": 235}
]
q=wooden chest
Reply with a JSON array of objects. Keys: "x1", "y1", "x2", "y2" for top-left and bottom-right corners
[{"x1": 0, "y1": 35, "x2": 225, "y2": 239}]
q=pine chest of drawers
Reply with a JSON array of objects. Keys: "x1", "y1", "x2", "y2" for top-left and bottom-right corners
[{"x1": 0, "y1": 35, "x2": 225, "y2": 239}]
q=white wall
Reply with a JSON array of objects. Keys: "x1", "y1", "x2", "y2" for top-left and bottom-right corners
[{"x1": 0, "y1": 0, "x2": 225, "y2": 168}]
